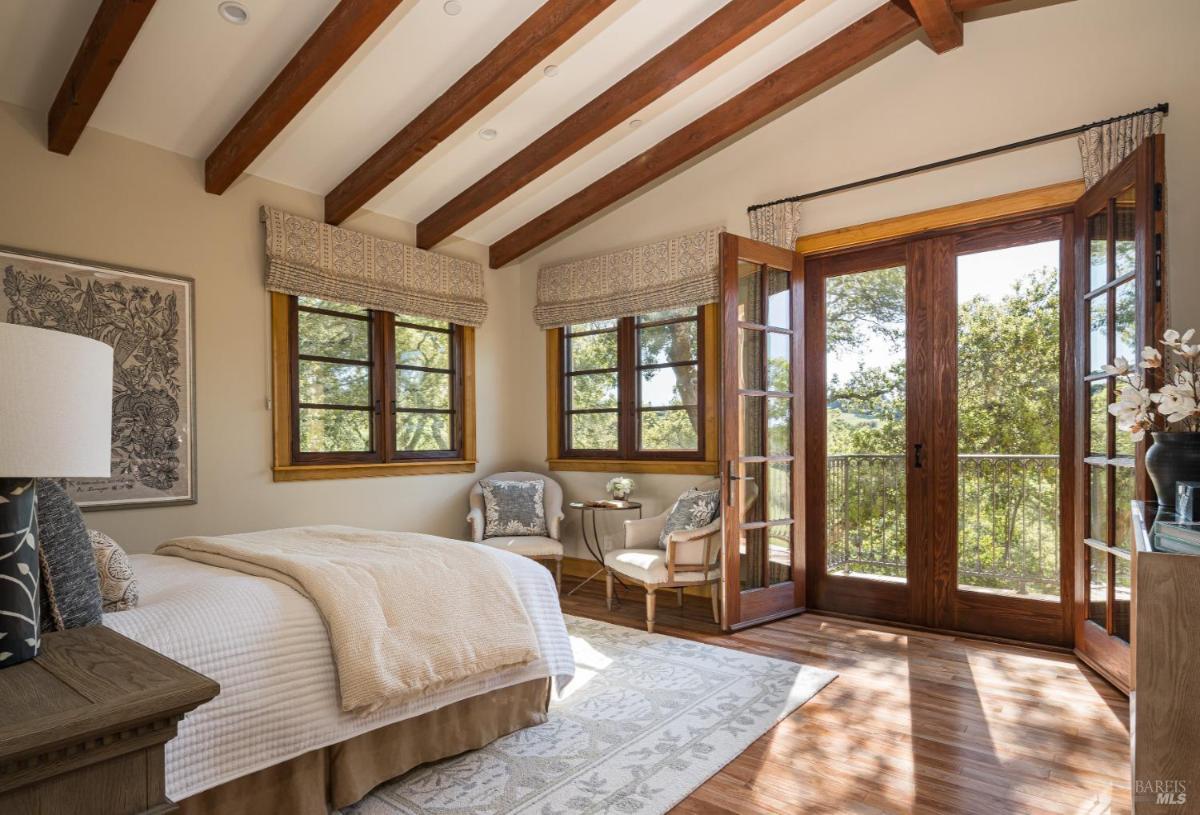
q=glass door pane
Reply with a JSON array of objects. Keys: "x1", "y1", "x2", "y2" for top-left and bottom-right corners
[
  {"x1": 955, "y1": 240, "x2": 1062, "y2": 600},
  {"x1": 736, "y1": 260, "x2": 795, "y2": 592},
  {"x1": 824, "y1": 266, "x2": 907, "y2": 583}
]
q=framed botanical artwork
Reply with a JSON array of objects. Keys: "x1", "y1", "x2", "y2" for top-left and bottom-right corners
[{"x1": 0, "y1": 246, "x2": 196, "y2": 510}]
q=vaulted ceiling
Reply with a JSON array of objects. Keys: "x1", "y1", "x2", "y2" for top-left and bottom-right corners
[{"x1": 0, "y1": 0, "x2": 1021, "y2": 265}]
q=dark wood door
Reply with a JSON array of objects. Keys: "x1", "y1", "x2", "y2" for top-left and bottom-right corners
[
  {"x1": 1072, "y1": 134, "x2": 1165, "y2": 692},
  {"x1": 720, "y1": 233, "x2": 806, "y2": 629},
  {"x1": 805, "y1": 217, "x2": 1078, "y2": 646},
  {"x1": 805, "y1": 244, "x2": 914, "y2": 625}
]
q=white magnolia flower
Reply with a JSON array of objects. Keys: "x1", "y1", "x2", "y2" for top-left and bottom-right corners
[
  {"x1": 1109, "y1": 385, "x2": 1153, "y2": 431},
  {"x1": 1103, "y1": 357, "x2": 1132, "y2": 376},
  {"x1": 1163, "y1": 329, "x2": 1181, "y2": 346},
  {"x1": 1140, "y1": 346, "x2": 1162, "y2": 369},
  {"x1": 1158, "y1": 381, "x2": 1198, "y2": 424}
]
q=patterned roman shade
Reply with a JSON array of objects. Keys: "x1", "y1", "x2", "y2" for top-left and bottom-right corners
[
  {"x1": 533, "y1": 228, "x2": 721, "y2": 329},
  {"x1": 261, "y1": 207, "x2": 487, "y2": 327},
  {"x1": 1078, "y1": 109, "x2": 1164, "y2": 189}
]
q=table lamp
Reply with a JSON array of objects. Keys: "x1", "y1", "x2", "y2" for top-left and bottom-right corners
[{"x1": 0, "y1": 323, "x2": 113, "y2": 667}]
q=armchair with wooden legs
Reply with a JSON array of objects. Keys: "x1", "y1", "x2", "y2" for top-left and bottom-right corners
[{"x1": 603, "y1": 478, "x2": 726, "y2": 633}]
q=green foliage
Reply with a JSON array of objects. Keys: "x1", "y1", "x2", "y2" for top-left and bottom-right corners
[
  {"x1": 566, "y1": 315, "x2": 701, "y2": 451},
  {"x1": 825, "y1": 263, "x2": 1063, "y2": 596},
  {"x1": 296, "y1": 302, "x2": 454, "y2": 453}
]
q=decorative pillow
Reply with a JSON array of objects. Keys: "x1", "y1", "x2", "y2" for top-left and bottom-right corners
[
  {"x1": 89, "y1": 530, "x2": 139, "y2": 613},
  {"x1": 481, "y1": 479, "x2": 547, "y2": 538},
  {"x1": 659, "y1": 488, "x2": 721, "y2": 550},
  {"x1": 35, "y1": 480, "x2": 103, "y2": 632}
]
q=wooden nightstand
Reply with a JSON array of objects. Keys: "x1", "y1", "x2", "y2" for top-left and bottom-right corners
[{"x1": 0, "y1": 626, "x2": 219, "y2": 814}]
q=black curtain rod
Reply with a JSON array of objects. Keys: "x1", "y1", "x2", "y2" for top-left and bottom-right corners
[{"x1": 747, "y1": 102, "x2": 1169, "y2": 213}]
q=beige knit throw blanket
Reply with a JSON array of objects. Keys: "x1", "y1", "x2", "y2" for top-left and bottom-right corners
[{"x1": 157, "y1": 526, "x2": 539, "y2": 713}]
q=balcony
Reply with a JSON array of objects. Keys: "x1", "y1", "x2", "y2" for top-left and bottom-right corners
[{"x1": 825, "y1": 453, "x2": 1061, "y2": 599}]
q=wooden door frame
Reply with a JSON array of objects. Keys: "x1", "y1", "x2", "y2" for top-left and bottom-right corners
[
  {"x1": 799, "y1": 199, "x2": 1080, "y2": 646},
  {"x1": 720, "y1": 232, "x2": 806, "y2": 630}
]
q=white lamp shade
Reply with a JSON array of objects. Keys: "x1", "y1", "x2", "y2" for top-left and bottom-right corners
[{"x1": 0, "y1": 323, "x2": 114, "y2": 478}]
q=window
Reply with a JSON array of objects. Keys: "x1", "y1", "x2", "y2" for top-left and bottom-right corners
[
  {"x1": 271, "y1": 293, "x2": 475, "y2": 480},
  {"x1": 549, "y1": 306, "x2": 717, "y2": 473}
]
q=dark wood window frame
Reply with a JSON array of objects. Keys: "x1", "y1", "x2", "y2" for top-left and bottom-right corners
[
  {"x1": 546, "y1": 304, "x2": 719, "y2": 475},
  {"x1": 270, "y1": 292, "x2": 476, "y2": 481}
]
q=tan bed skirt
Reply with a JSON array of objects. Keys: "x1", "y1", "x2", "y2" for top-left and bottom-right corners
[{"x1": 179, "y1": 678, "x2": 551, "y2": 815}]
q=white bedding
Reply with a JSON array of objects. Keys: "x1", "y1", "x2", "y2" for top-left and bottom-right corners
[{"x1": 103, "y1": 547, "x2": 574, "y2": 802}]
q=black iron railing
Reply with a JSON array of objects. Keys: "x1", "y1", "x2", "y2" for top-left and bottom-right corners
[{"x1": 824, "y1": 453, "x2": 1060, "y2": 597}]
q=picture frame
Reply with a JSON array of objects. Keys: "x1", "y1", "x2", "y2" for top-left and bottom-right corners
[{"x1": 0, "y1": 245, "x2": 196, "y2": 510}]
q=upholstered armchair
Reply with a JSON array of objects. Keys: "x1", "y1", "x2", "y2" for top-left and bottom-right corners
[
  {"x1": 604, "y1": 478, "x2": 725, "y2": 633},
  {"x1": 468, "y1": 472, "x2": 565, "y2": 591}
]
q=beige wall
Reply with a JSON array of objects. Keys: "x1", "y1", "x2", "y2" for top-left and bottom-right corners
[
  {"x1": 0, "y1": 102, "x2": 532, "y2": 553},
  {"x1": 511, "y1": 0, "x2": 1200, "y2": 556}
]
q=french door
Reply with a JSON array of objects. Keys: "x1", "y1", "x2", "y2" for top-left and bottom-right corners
[
  {"x1": 720, "y1": 233, "x2": 806, "y2": 629},
  {"x1": 805, "y1": 218, "x2": 1077, "y2": 645},
  {"x1": 1072, "y1": 135, "x2": 1164, "y2": 692}
]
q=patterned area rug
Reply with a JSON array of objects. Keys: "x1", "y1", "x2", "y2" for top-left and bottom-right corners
[{"x1": 345, "y1": 615, "x2": 836, "y2": 814}]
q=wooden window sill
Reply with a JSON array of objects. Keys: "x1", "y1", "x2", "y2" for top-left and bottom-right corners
[
  {"x1": 273, "y1": 460, "x2": 477, "y2": 482},
  {"x1": 548, "y1": 458, "x2": 717, "y2": 476}
]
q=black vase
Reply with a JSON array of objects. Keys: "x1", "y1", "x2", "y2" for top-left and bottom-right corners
[
  {"x1": 0, "y1": 477, "x2": 40, "y2": 667},
  {"x1": 1145, "y1": 432, "x2": 1200, "y2": 508}
]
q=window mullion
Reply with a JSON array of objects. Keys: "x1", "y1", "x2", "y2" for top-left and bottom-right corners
[
  {"x1": 376, "y1": 311, "x2": 393, "y2": 464},
  {"x1": 619, "y1": 317, "x2": 637, "y2": 458}
]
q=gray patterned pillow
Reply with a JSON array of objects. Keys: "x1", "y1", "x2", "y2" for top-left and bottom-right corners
[
  {"x1": 89, "y1": 530, "x2": 139, "y2": 612},
  {"x1": 35, "y1": 480, "x2": 103, "y2": 631},
  {"x1": 659, "y1": 488, "x2": 720, "y2": 549},
  {"x1": 482, "y1": 479, "x2": 547, "y2": 538}
]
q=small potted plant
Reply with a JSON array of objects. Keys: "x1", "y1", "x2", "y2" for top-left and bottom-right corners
[
  {"x1": 606, "y1": 476, "x2": 635, "y2": 502},
  {"x1": 1107, "y1": 328, "x2": 1200, "y2": 507}
]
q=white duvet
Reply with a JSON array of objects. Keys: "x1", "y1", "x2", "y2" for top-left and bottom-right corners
[{"x1": 103, "y1": 547, "x2": 574, "y2": 802}]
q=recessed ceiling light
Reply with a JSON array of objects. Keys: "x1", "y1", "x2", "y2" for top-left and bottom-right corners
[
  {"x1": 543, "y1": 64, "x2": 559, "y2": 77},
  {"x1": 443, "y1": 1, "x2": 462, "y2": 16},
  {"x1": 478, "y1": 128, "x2": 498, "y2": 141},
  {"x1": 629, "y1": 119, "x2": 643, "y2": 129},
  {"x1": 217, "y1": 1, "x2": 249, "y2": 24}
]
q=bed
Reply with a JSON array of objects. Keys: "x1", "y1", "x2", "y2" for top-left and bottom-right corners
[{"x1": 102, "y1": 540, "x2": 574, "y2": 814}]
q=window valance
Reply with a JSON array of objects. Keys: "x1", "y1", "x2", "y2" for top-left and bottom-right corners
[
  {"x1": 261, "y1": 206, "x2": 487, "y2": 327},
  {"x1": 533, "y1": 227, "x2": 721, "y2": 329}
]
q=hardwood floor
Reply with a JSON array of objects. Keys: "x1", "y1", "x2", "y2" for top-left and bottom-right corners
[{"x1": 559, "y1": 577, "x2": 1131, "y2": 814}]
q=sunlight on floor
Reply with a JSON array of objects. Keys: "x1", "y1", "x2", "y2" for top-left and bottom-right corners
[{"x1": 555, "y1": 634, "x2": 613, "y2": 701}]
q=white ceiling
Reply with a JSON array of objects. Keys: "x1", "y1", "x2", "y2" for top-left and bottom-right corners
[{"x1": 0, "y1": 0, "x2": 888, "y2": 247}]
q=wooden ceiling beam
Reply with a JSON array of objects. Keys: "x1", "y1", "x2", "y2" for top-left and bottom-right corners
[
  {"x1": 47, "y1": 0, "x2": 157, "y2": 155},
  {"x1": 416, "y1": 0, "x2": 807, "y2": 250},
  {"x1": 906, "y1": 0, "x2": 963, "y2": 53},
  {"x1": 324, "y1": 0, "x2": 617, "y2": 226},
  {"x1": 488, "y1": 3, "x2": 920, "y2": 268},
  {"x1": 204, "y1": 0, "x2": 404, "y2": 195}
]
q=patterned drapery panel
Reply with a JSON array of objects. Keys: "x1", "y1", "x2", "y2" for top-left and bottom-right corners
[
  {"x1": 747, "y1": 200, "x2": 802, "y2": 249},
  {"x1": 533, "y1": 228, "x2": 722, "y2": 329},
  {"x1": 1078, "y1": 110, "x2": 1164, "y2": 189},
  {"x1": 261, "y1": 207, "x2": 487, "y2": 327}
]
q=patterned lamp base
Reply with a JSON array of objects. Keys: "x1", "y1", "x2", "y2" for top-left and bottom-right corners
[{"x1": 0, "y1": 478, "x2": 40, "y2": 667}]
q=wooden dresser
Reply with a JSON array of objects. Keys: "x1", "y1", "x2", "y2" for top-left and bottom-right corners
[
  {"x1": 0, "y1": 625, "x2": 218, "y2": 814},
  {"x1": 1131, "y1": 501, "x2": 1200, "y2": 813}
]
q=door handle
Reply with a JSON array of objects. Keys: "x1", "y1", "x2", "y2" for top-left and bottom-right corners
[
  {"x1": 726, "y1": 461, "x2": 743, "y2": 506},
  {"x1": 913, "y1": 443, "x2": 924, "y2": 469}
]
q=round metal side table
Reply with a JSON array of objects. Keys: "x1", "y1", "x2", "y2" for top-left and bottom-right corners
[{"x1": 566, "y1": 499, "x2": 642, "y2": 597}]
